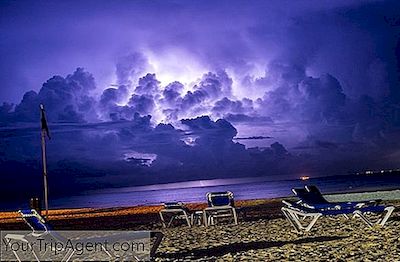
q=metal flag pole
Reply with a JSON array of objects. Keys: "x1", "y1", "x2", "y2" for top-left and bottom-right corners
[{"x1": 40, "y1": 104, "x2": 50, "y2": 219}]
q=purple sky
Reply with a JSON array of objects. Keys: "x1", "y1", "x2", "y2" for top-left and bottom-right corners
[
  {"x1": 1, "y1": 0, "x2": 400, "y2": 205},
  {"x1": 2, "y1": 0, "x2": 398, "y2": 102}
]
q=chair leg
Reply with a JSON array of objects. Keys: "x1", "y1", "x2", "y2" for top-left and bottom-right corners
[
  {"x1": 281, "y1": 208, "x2": 301, "y2": 233},
  {"x1": 150, "y1": 231, "x2": 164, "y2": 258},
  {"x1": 286, "y1": 209, "x2": 306, "y2": 231},
  {"x1": 305, "y1": 213, "x2": 321, "y2": 231},
  {"x1": 203, "y1": 211, "x2": 208, "y2": 227},
  {"x1": 183, "y1": 211, "x2": 191, "y2": 227},
  {"x1": 281, "y1": 207, "x2": 321, "y2": 232},
  {"x1": 354, "y1": 206, "x2": 395, "y2": 227},
  {"x1": 61, "y1": 248, "x2": 71, "y2": 261},
  {"x1": 6, "y1": 238, "x2": 40, "y2": 262},
  {"x1": 28, "y1": 242, "x2": 41, "y2": 262},
  {"x1": 190, "y1": 213, "x2": 194, "y2": 226},
  {"x1": 159, "y1": 211, "x2": 166, "y2": 228},
  {"x1": 161, "y1": 210, "x2": 192, "y2": 227},
  {"x1": 378, "y1": 206, "x2": 395, "y2": 226},
  {"x1": 203, "y1": 208, "x2": 237, "y2": 226},
  {"x1": 167, "y1": 216, "x2": 175, "y2": 227},
  {"x1": 354, "y1": 211, "x2": 374, "y2": 227},
  {"x1": 6, "y1": 238, "x2": 23, "y2": 262},
  {"x1": 232, "y1": 208, "x2": 238, "y2": 225},
  {"x1": 11, "y1": 249, "x2": 22, "y2": 262},
  {"x1": 101, "y1": 244, "x2": 113, "y2": 258},
  {"x1": 62, "y1": 249, "x2": 75, "y2": 262}
]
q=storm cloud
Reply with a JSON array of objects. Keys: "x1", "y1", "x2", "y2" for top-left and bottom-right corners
[
  {"x1": 2, "y1": 68, "x2": 98, "y2": 123},
  {"x1": 1, "y1": 0, "x2": 400, "y2": 206}
]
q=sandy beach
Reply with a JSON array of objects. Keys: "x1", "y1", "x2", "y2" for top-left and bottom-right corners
[{"x1": 1, "y1": 190, "x2": 399, "y2": 261}]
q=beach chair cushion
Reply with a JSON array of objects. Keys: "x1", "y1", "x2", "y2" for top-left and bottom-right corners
[
  {"x1": 164, "y1": 202, "x2": 184, "y2": 209},
  {"x1": 292, "y1": 188, "x2": 328, "y2": 205},
  {"x1": 207, "y1": 191, "x2": 234, "y2": 207},
  {"x1": 284, "y1": 199, "x2": 387, "y2": 216},
  {"x1": 19, "y1": 209, "x2": 50, "y2": 232},
  {"x1": 304, "y1": 185, "x2": 382, "y2": 208}
]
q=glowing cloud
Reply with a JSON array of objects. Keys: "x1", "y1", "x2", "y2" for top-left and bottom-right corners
[{"x1": 146, "y1": 49, "x2": 207, "y2": 88}]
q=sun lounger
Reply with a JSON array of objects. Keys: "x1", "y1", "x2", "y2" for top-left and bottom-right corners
[
  {"x1": 281, "y1": 186, "x2": 395, "y2": 233},
  {"x1": 286, "y1": 188, "x2": 360, "y2": 211},
  {"x1": 304, "y1": 185, "x2": 381, "y2": 208},
  {"x1": 4, "y1": 209, "x2": 86, "y2": 261},
  {"x1": 4, "y1": 209, "x2": 164, "y2": 261},
  {"x1": 203, "y1": 191, "x2": 238, "y2": 226},
  {"x1": 159, "y1": 202, "x2": 192, "y2": 227}
]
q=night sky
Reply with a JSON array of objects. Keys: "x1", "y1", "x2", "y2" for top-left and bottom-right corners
[{"x1": 1, "y1": 0, "x2": 400, "y2": 203}]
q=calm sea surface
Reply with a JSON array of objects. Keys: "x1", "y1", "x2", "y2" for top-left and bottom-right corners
[
  {"x1": 45, "y1": 174, "x2": 400, "y2": 209},
  {"x1": 2, "y1": 174, "x2": 400, "y2": 211}
]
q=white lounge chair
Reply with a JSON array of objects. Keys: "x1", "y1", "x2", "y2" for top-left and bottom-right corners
[
  {"x1": 203, "y1": 191, "x2": 238, "y2": 226},
  {"x1": 4, "y1": 209, "x2": 164, "y2": 261},
  {"x1": 159, "y1": 202, "x2": 192, "y2": 227},
  {"x1": 282, "y1": 186, "x2": 395, "y2": 233}
]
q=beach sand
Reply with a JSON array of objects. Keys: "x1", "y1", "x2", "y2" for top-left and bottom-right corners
[{"x1": 1, "y1": 190, "x2": 399, "y2": 261}]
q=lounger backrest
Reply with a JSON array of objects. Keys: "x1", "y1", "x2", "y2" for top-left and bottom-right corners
[
  {"x1": 19, "y1": 209, "x2": 50, "y2": 235},
  {"x1": 164, "y1": 202, "x2": 184, "y2": 209},
  {"x1": 292, "y1": 187, "x2": 328, "y2": 205},
  {"x1": 19, "y1": 209, "x2": 68, "y2": 244},
  {"x1": 304, "y1": 185, "x2": 329, "y2": 204},
  {"x1": 207, "y1": 191, "x2": 234, "y2": 207},
  {"x1": 291, "y1": 188, "x2": 307, "y2": 198}
]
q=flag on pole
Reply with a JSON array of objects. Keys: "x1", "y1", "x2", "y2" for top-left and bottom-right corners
[{"x1": 40, "y1": 104, "x2": 50, "y2": 139}]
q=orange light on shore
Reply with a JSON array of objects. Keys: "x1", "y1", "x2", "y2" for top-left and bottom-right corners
[{"x1": 300, "y1": 176, "x2": 310, "y2": 181}]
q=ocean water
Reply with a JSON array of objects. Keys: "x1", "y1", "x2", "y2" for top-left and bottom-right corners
[{"x1": 44, "y1": 174, "x2": 400, "y2": 209}]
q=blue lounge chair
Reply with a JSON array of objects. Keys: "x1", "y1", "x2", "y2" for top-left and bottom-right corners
[
  {"x1": 19, "y1": 209, "x2": 51, "y2": 235},
  {"x1": 4, "y1": 209, "x2": 164, "y2": 261},
  {"x1": 304, "y1": 185, "x2": 381, "y2": 209},
  {"x1": 159, "y1": 202, "x2": 192, "y2": 227},
  {"x1": 3, "y1": 209, "x2": 83, "y2": 261},
  {"x1": 287, "y1": 187, "x2": 366, "y2": 211},
  {"x1": 281, "y1": 186, "x2": 395, "y2": 233},
  {"x1": 203, "y1": 191, "x2": 238, "y2": 226}
]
